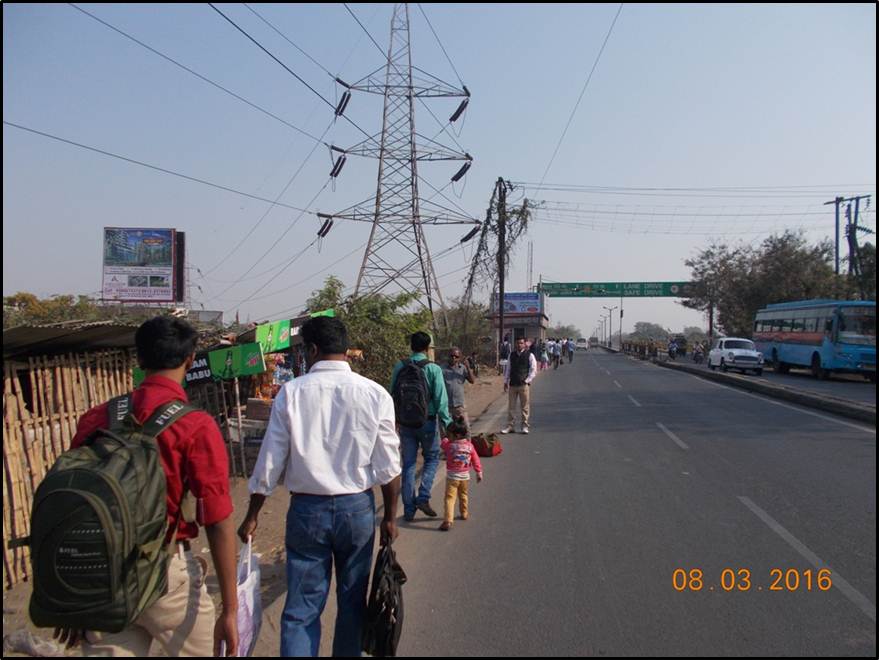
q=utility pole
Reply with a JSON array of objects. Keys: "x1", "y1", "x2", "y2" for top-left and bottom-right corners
[
  {"x1": 603, "y1": 305, "x2": 618, "y2": 349},
  {"x1": 497, "y1": 177, "x2": 508, "y2": 357},
  {"x1": 527, "y1": 241, "x2": 533, "y2": 291},
  {"x1": 824, "y1": 196, "x2": 843, "y2": 274},
  {"x1": 825, "y1": 194, "x2": 872, "y2": 278}
]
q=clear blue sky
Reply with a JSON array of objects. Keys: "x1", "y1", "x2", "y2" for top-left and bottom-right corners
[{"x1": 4, "y1": 3, "x2": 876, "y2": 335}]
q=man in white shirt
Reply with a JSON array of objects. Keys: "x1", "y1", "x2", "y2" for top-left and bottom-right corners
[
  {"x1": 502, "y1": 336, "x2": 538, "y2": 434},
  {"x1": 238, "y1": 317, "x2": 401, "y2": 657}
]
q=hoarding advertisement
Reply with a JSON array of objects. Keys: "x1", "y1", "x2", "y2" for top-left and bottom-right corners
[
  {"x1": 102, "y1": 228, "x2": 176, "y2": 302},
  {"x1": 491, "y1": 292, "x2": 544, "y2": 315}
]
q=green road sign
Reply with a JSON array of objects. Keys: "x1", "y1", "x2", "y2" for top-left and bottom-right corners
[{"x1": 539, "y1": 281, "x2": 693, "y2": 297}]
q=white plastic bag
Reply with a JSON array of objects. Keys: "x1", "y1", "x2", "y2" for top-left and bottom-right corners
[{"x1": 234, "y1": 536, "x2": 262, "y2": 657}]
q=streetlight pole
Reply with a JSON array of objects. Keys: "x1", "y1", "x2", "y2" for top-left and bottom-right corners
[{"x1": 603, "y1": 305, "x2": 619, "y2": 349}]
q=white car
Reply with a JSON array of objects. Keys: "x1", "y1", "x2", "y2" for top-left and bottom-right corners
[
  {"x1": 708, "y1": 338, "x2": 764, "y2": 375},
  {"x1": 576, "y1": 338, "x2": 589, "y2": 351}
]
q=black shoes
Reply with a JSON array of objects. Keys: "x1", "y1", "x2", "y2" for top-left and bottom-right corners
[{"x1": 416, "y1": 501, "x2": 438, "y2": 517}]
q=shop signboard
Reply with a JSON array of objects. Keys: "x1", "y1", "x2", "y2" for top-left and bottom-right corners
[
  {"x1": 184, "y1": 352, "x2": 214, "y2": 386},
  {"x1": 208, "y1": 343, "x2": 266, "y2": 380},
  {"x1": 256, "y1": 320, "x2": 291, "y2": 354}
]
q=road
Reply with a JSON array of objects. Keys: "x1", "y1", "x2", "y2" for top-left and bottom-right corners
[
  {"x1": 393, "y1": 351, "x2": 876, "y2": 656},
  {"x1": 673, "y1": 357, "x2": 876, "y2": 405}
]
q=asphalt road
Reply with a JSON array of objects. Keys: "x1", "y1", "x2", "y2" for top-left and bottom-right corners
[
  {"x1": 672, "y1": 357, "x2": 876, "y2": 405},
  {"x1": 393, "y1": 351, "x2": 877, "y2": 657}
]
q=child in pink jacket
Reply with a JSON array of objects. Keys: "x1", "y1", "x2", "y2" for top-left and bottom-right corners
[{"x1": 439, "y1": 418, "x2": 483, "y2": 531}]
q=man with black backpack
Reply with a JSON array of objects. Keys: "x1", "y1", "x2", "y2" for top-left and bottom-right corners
[
  {"x1": 38, "y1": 317, "x2": 238, "y2": 656},
  {"x1": 390, "y1": 331, "x2": 452, "y2": 522}
]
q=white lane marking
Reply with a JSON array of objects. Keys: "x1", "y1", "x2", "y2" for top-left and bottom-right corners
[
  {"x1": 681, "y1": 372, "x2": 875, "y2": 435},
  {"x1": 628, "y1": 394, "x2": 642, "y2": 408},
  {"x1": 656, "y1": 422, "x2": 689, "y2": 450},
  {"x1": 614, "y1": 380, "x2": 622, "y2": 389},
  {"x1": 739, "y1": 496, "x2": 876, "y2": 623}
]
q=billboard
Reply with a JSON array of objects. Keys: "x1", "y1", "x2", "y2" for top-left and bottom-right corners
[
  {"x1": 491, "y1": 292, "x2": 544, "y2": 315},
  {"x1": 102, "y1": 228, "x2": 176, "y2": 302}
]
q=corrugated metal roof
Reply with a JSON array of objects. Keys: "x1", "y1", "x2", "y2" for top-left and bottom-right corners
[{"x1": 2, "y1": 321, "x2": 139, "y2": 359}]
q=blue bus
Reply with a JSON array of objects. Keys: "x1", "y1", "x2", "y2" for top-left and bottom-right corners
[{"x1": 753, "y1": 299, "x2": 876, "y2": 381}]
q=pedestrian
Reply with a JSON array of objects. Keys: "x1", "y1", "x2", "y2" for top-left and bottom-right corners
[
  {"x1": 439, "y1": 418, "x2": 483, "y2": 531},
  {"x1": 466, "y1": 351, "x2": 480, "y2": 378},
  {"x1": 56, "y1": 316, "x2": 238, "y2": 657},
  {"x1": 551, "y1": 337, "x2": 562, "y2": 369},
  {"x1": 529, "y1": 336, "x2": 541, "y2": 365},
  {"x1": 498, "y1": 334, "x2": 511, "y2": 375},
  {"x1": 390, "y1": 331, "x2": 452, "y2": 522},
  {"x1": 567, "y1": 338, "x2": 575, "y2": 363},
  {"x1": 442, "y1": 346, "x2": 475, "y2": 435},
  {"x1": 238, "y1": 316, "x2": 401, "y2": 657},
  {"x1": 502, "y1": 336, "x2": 538, "y2": 434}
]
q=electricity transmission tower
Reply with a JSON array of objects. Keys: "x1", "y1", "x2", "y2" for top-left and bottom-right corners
[{"x1": 330, "y1": 3, "x2": 474, "y2": 329}]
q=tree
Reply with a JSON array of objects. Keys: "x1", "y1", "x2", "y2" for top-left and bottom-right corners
[
  {"x1": 548, "y1": 324, "x2": 581, "y2": 339},
  {"x1": 2, "y1": 292, "x2": 161, "y2": 329},
  {"x1": 683, "y1": 325, "x2": 707, "y2": 345},
  {"x1": 684, "y1": 231, "x2": 846, "y2": 337},
  {"x1": 305, "y1": 277, "x2": 432, "y2": 387},
  {"x1": 853, "y1": 242, "x2": 876, "y2": 300},
  {"x1": 439, "y1": 296, "x2": 493, "y2": 358},
  {"x1": 627, "y1": 322, "x2": 669, "y2": 341}
]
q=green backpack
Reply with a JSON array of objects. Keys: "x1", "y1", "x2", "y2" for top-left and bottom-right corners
[{"x1": 27, "y1": 395, "x2": 199, "y2": 633}]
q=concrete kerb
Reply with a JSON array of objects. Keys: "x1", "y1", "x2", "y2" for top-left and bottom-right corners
[{"x1": 651, "y1": 358, "x2": 876, "y2": 426}]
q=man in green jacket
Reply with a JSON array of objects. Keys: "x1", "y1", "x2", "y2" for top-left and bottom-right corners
[{"x1": 390, "y1": 331, "x2": 452, "y2": 521}]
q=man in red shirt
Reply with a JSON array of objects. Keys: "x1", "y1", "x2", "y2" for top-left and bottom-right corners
[{"x1": 55, "y1": 316, "x2": 238, "y2": 657}]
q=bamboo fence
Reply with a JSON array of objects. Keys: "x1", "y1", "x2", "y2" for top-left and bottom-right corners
[{"x1": 3, "y1": 349, "x2": 136, "y2": 590}]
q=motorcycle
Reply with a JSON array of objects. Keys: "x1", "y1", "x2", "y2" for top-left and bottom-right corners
[
  {"x1": 668, "y1": 345, "x2": 678, "y2": 360},
  {"x1": 692, "y1": 349, "x2": 704, "y2": 364}
]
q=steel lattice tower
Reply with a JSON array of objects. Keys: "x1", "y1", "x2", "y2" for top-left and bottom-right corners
[{"x1": 333, "y1": 4, "x2": 473, "y2": 326}]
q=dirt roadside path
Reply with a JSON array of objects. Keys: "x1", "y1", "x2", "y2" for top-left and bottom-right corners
[{"x1": 2, "y1": 372, "x2": 506, "y2": 657}]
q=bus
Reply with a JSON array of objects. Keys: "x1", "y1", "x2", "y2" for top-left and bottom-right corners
[{"x1": 753, "y1": 299, "x2": 876, "y2": 381}]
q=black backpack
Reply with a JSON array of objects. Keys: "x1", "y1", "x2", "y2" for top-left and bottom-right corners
[
  {"x1": 26, "y1": 395, "x2": 198, "y2": 633},
  {"x1": 362, "y1": 542, "x2": 407, "y2": 657},
  {"x1": 392, "y1": 358, "x2": 430, "y2": 429}
]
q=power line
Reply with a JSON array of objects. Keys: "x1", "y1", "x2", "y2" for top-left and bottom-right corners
[
  {"x1": 516, "y1": 186, "x2": 877, "y2": 200},
  {"x1": 205, "y1": 179, "x2": 332, "y2": 304},
  {"x1": 3, "y1": 121, "x2": 315, "y2": 213},
  {"x1": 516, "y1": 181, "x2": 876, "y2": 192},
  {"x1": 222, "y1": 236, "x2": 321, "y2": 314},
  {"x1": 536, "y1": 3, "x2": 624, "y2": 192},
  {"x1": 533, "y1": 203, "x2": 847, "y2": 218},
  {"x1": 201, "y1": 119, "x2": 336, "y2": 276},
  {"x1": 244, "y1": 4, "x2": 336, "y2": 79},
  {"x1": 209, "y1": 3, "x2": 378, "y2": 147},
  {"x1": 416, "y1": 4, "x2": 464, "y2": 86},
  {"x1": 343, "y1": 3, "x2": 386, "y2": 58},
  {"x1": 68, "y1": 3, "x2": 326, "y2": 145}
]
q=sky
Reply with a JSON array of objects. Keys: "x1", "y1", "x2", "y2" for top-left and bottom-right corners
[{"x1": 4, "y1": 3, "x2": 876, "y2": 337}]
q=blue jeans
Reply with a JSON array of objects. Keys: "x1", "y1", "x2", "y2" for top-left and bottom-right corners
[
  {"x1": 400, "y1": 418, "x2": 440, "y2": 518},
  {"x1": 281, "y1": 491, "x2": 375, "y2": 657}
]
